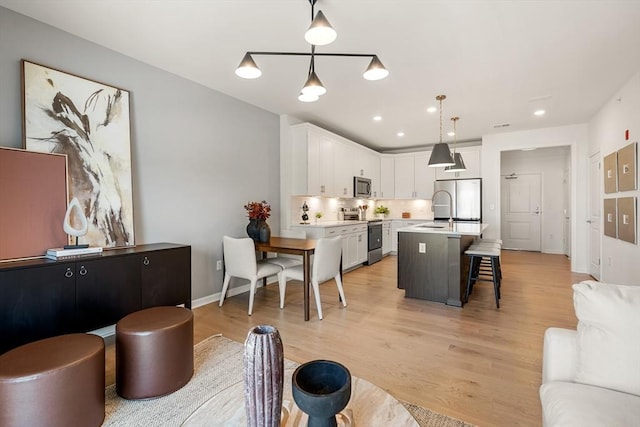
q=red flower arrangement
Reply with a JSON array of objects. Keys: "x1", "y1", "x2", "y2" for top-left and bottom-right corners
[{"x1": 244, "y1": 200, "x2": 271, "y2": 220}]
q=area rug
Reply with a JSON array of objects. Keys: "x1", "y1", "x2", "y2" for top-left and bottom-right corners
[{"x1": 104, "y1": 334, "x2": 474, "y2": 427}]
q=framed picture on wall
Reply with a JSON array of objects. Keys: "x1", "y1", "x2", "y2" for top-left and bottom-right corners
[
  {"x1": 21, "y1": 60, "x2": 135, "y2": 248},
  {"x1": 603, "y1": 198, "x2": 617, "y2": 238},
  {"x1": 617, "y1": 197, "x2": 637, "y2": 244},
  {"x1": 617, "y1": 142, "x2": 637, "y2": 192},
  {"x1": 603, "y1": 152, "x2": 617, "y2": 194}
]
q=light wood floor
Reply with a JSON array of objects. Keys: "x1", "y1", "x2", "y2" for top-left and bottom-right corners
[{"x1": 105, "y1": 251, "x2": 590, "y2": 426}]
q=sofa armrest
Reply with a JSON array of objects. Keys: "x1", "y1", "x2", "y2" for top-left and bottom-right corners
[{"x1": 542, "y1": 327, "x2": 577, "y2": 384}]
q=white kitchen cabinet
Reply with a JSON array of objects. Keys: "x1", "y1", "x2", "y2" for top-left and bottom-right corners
[
  {"x1": 334, "y1": 142, "x2": 355, "y2": 198},
  {"x1": 355, "y1": 149, "x2": 381, "y2": 198},
  {"x1": 293, "y1": 222, "x2": 368, "y2": 270},
  {"x1": 394, "y1": 156, "x2": 415, "y2": 199},
  {"x1": 413, "y1": 152, "x2": 435, "y2": 199},
  {"x1": 382, "y1": 221, "x2": 391, "y2": 255},
  {"x1": 380, "y1": 156, "x2": 395, "y2": 199},
  {"x1": 394, "y1": 153, "x2": 434, "y2": 199},
  {"x1": 435, "y1": 147, "x2": 481, "y2": 180},
  {"x1": 356, "y1": 230, "x2": 367, "y2": 264},
  {"x1": 291, "y1": 124, "x2": 335, "y2": 196}
]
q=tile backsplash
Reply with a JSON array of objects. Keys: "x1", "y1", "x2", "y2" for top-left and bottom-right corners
[{"x1": 290, "y1": 197, "x2": 434, "y2": 224}]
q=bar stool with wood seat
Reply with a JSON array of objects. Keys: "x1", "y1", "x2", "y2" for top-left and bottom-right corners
[
  {"x1": 465, "y1": 245, "x2": 502, "y2": 308},
  {"x1": 116, "y1": 306, "x2": 194, "y2": 400},
  {"x1": 0, "y1": 333, "x2": 105, "y2": 427}
]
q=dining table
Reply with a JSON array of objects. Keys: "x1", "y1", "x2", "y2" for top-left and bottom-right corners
[{"x1": 255, "y1": 237, "x2": 316, "y2": 321}]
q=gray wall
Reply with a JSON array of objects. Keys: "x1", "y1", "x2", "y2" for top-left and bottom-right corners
[{"x1": 0, "y1": 7, "x2": 281, "y2": 301}]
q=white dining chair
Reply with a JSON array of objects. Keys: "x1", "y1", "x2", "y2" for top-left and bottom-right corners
[
  {"x1": 219, "y1": 236, "x2": 282, "y2": 315},
  {"x1": 277, "y1": 237, "x2": 346, "y2": 320}
]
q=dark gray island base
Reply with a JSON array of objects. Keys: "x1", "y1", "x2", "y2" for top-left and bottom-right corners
[{"x1": 397, "y1": 223, "x2": 487, "y2": 306}]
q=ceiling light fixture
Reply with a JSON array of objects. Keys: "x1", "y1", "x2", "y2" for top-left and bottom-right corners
[
  {"x1": 235, "y1": 0, "x2": 388, "y2": 102},
  {"x1": 427, "y1": 95, "x2": 455, "y2": 167},
  {"x1": 427, "y1": 106, "x2": 437, "y2": 113},
  {"x1": 304, "y1": 10, "x2": 337, "y2": 46},
  {"x1": 444, "y1": 116, "x2": 466, "y2": 172},
  {"x1": 373, "y1": 115, "x2": 382, "y2": 121},
  {"x1": 534, "y1": 109, "x2": 546, "y2": 116}
]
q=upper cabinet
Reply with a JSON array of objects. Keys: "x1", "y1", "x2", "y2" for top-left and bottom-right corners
[
  {"x1": 291, "y1": 124, "x2": 336, "y2": 196},
  {"x1": 380, "y1": 156, "x2": 395, "y2": 199},
  {"x1": 393, "y1": 152, "x2": 435, "y2": 199},
  {"x1": 288, "y1": 122, "x2": 481, "y2": 200},
  {"x1": 435, "y1": 147, "x2": 481, "y2": 180},
  {"x1": 334, "y1": 142, "x2": 355, "y2": 198},
  {"x1": 355, "y1": 148, "x2": 381, "y2": 198},
  {"x1": 290, "y1": 123, "x2": 381, "y2": 198}
]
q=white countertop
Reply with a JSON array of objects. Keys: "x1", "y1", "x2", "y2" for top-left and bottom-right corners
[
  {"x1": 397, "y1": 222, "x2": 488, "y2": 237},
  {"x1": 290, "y1": 218, "x2": 434, "y2": 228}
]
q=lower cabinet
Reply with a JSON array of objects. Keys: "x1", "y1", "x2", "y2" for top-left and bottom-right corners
[
  {"x1": 382, "y1": 222, "x2": 391, "y2": 255},
  {"x1": 0, "y1": 243, "x2": 191, "y2": 354},
  {"x1": 296, "y1": 223, "x2": 367, "y2": 270}
]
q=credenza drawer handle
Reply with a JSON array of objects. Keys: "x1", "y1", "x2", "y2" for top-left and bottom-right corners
[
  {"x1": 143, "y1": 256, "x2": 150, "y2": 266},
  {"x1": 79, "y1": 266, "x2": 87, "y2": 276},
  {"x1": 65, "y1": 268, "x2": 73, "y2": 278}
]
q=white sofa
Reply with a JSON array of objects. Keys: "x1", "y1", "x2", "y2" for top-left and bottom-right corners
[{"x1": 540, "y1": 281, "x2": 640, "y2": 426}]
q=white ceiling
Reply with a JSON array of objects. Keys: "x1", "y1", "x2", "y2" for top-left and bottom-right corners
[{"x1": 2, "y1": 0, "x2": 640, "y2": 152}]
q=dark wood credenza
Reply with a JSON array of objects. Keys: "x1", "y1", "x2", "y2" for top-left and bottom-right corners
[{"x1": 0, "y1": 243, "x2": 191, "y2": 354}]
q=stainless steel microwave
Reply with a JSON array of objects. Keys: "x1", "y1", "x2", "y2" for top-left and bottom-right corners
[{"x1": 354, "y1": 176, "x2": 371, "y2": 198}]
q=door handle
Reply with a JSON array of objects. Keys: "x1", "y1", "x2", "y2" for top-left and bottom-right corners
[
  {"x1": 586, "y1": 220, "x2": 592, "y2": 224},
  {"x1": 534, "y1": 207, "x2": 540, "y2": 215}
]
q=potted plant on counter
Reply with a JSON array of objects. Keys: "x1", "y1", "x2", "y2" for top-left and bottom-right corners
[{"x1": 374, "y1": 205, "x2": 390, "y2": 219}]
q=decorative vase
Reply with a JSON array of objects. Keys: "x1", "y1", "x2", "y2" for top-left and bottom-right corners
[
  {"x1": 257, "y1": 220, "x2": 271, "y2": 243},
  {"x1": 246, "y1": 219, "x2": 260, "y2": 241},
  {"x1": 377, "y1": 213, "x2": 385, "y2": 220},
  {"x1": 244, "y1": 325, "x2": 284, "y2": 427},
  {"x1": 292, "y1": 360, "x2": 352, "y2": 427}
]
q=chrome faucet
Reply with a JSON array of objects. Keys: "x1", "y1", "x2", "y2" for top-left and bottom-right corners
[{"x1": 432, "y1": 190, "x2": 454, "y2": 230}]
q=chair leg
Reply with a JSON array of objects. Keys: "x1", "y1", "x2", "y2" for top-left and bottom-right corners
[
  {"x1": 277, "y1": 272, "x2": 287, "y2": 309},
  {"x1": 248, "y1": 278, "x2": 257, "y2": 315},
  {"x1": 219, "y1": 273, "x2": 231, "y2": 307},
  {"x1": 491, "y1": 258, "x2": 500, "y2": 309},
  {"x1": 465, "y1": 255, "x2": 475, "y2": 302},
  {"x1": 334, "y1": 274, "x2": 347, "y2": 307},
  {"x1": 311, "y1": 280, "x2": 323, "y2": 320}
]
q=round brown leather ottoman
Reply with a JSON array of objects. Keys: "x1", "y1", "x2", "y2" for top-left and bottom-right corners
[
  {"x1": 0, "y1": 333, "x2": 105, "y2": 427},
  {"x1": 116, "y1": 306, "x2": 194, "y2": 400}
]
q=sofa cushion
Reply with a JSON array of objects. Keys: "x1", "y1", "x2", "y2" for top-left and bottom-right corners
[
  {"x1": 540, "y1": 382, "x2": 640, "y2": 427},
  {"x1": 572, "y1": 281, "x2": 640, "y2": 396}
]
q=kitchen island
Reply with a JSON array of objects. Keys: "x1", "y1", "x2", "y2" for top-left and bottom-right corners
[{"x1": 397, "y1": 222, "x2": 487, "y2": 307}]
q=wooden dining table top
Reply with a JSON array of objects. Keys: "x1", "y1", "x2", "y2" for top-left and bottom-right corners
[{"x1": 255, "y1": 237, "x2": 316, "y2": 255}]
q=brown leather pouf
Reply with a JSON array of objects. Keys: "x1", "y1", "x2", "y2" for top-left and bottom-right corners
[
  {"x1": 116, "y1": 306, "x2": 194, "y2": 400},
  {"x1": 0, "y1": 333, "x2": 105, "y2": 427}
]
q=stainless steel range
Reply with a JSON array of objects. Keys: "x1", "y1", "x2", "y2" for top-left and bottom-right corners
[{"x1": 366, "y1": 219, "x2": 382, "y2": 265}]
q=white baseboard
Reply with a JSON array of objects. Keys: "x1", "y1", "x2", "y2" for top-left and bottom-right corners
[{"x1": 192, "y1": 276, "x2": 279, "y2": 309}]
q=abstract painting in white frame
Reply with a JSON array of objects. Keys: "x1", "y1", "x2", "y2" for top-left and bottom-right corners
[{"x1": 22, "y1": 60, "x2": 134, "y2": 248}]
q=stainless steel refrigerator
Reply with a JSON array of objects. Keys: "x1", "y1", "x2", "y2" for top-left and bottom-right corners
[{"x1": 433, "y1": 178, "x2": 482, "y2": 221}]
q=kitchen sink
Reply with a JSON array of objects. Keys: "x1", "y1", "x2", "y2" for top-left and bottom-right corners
[{"x1": 416, "y1": 224, "x2": 446, "y2": 229}]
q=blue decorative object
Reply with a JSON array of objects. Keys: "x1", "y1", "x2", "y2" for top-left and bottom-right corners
[{"x1": 292, "y1": 360, "x2": 351, "y2": 427}]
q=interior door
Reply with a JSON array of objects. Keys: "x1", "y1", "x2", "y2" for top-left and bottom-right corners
[
  {"x1": 501, "y1": 173, "x2": 542, "y2": 251},
  {"x1": 588, "y1": 153, "x2": 601, "y2": 279}
]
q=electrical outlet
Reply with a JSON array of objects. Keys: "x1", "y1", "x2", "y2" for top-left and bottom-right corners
[
  {"x1": 418, "y1": 243, "x2": 426, "y2": 253},
  {"x1": 216, "y1": 260, "x2": 222, "y2": 271}
]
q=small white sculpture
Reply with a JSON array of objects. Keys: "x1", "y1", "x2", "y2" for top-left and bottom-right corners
[{"x1": 63, "y1": 197, "x2": 89, "y2": 248}]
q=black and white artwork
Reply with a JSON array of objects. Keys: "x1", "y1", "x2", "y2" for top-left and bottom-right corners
[{"x1": 22, "y1": 60, "x2": 134, "y2": 248}]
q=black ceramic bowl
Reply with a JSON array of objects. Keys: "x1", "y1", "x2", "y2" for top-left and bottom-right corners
[{"x1": 292, "y1": 360, "x2": 351, "y2": 426}]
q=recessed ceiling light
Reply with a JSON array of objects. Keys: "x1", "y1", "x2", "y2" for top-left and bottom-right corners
[
  {"x1": 373, "y1": 115, "x2": 382, "y2": 121},
  {"x1": 397, "y1": 131, "x2": 405, "y2": 137},
  {"x1": 427, "y1": 106, "x2": 437, "y2": 113},
  {"x1": 534, "y1": 109, "x2": 546, "y2": 116},
  {"x1": 448, "y1": 131, "x2": 455, "y2": 137}
]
